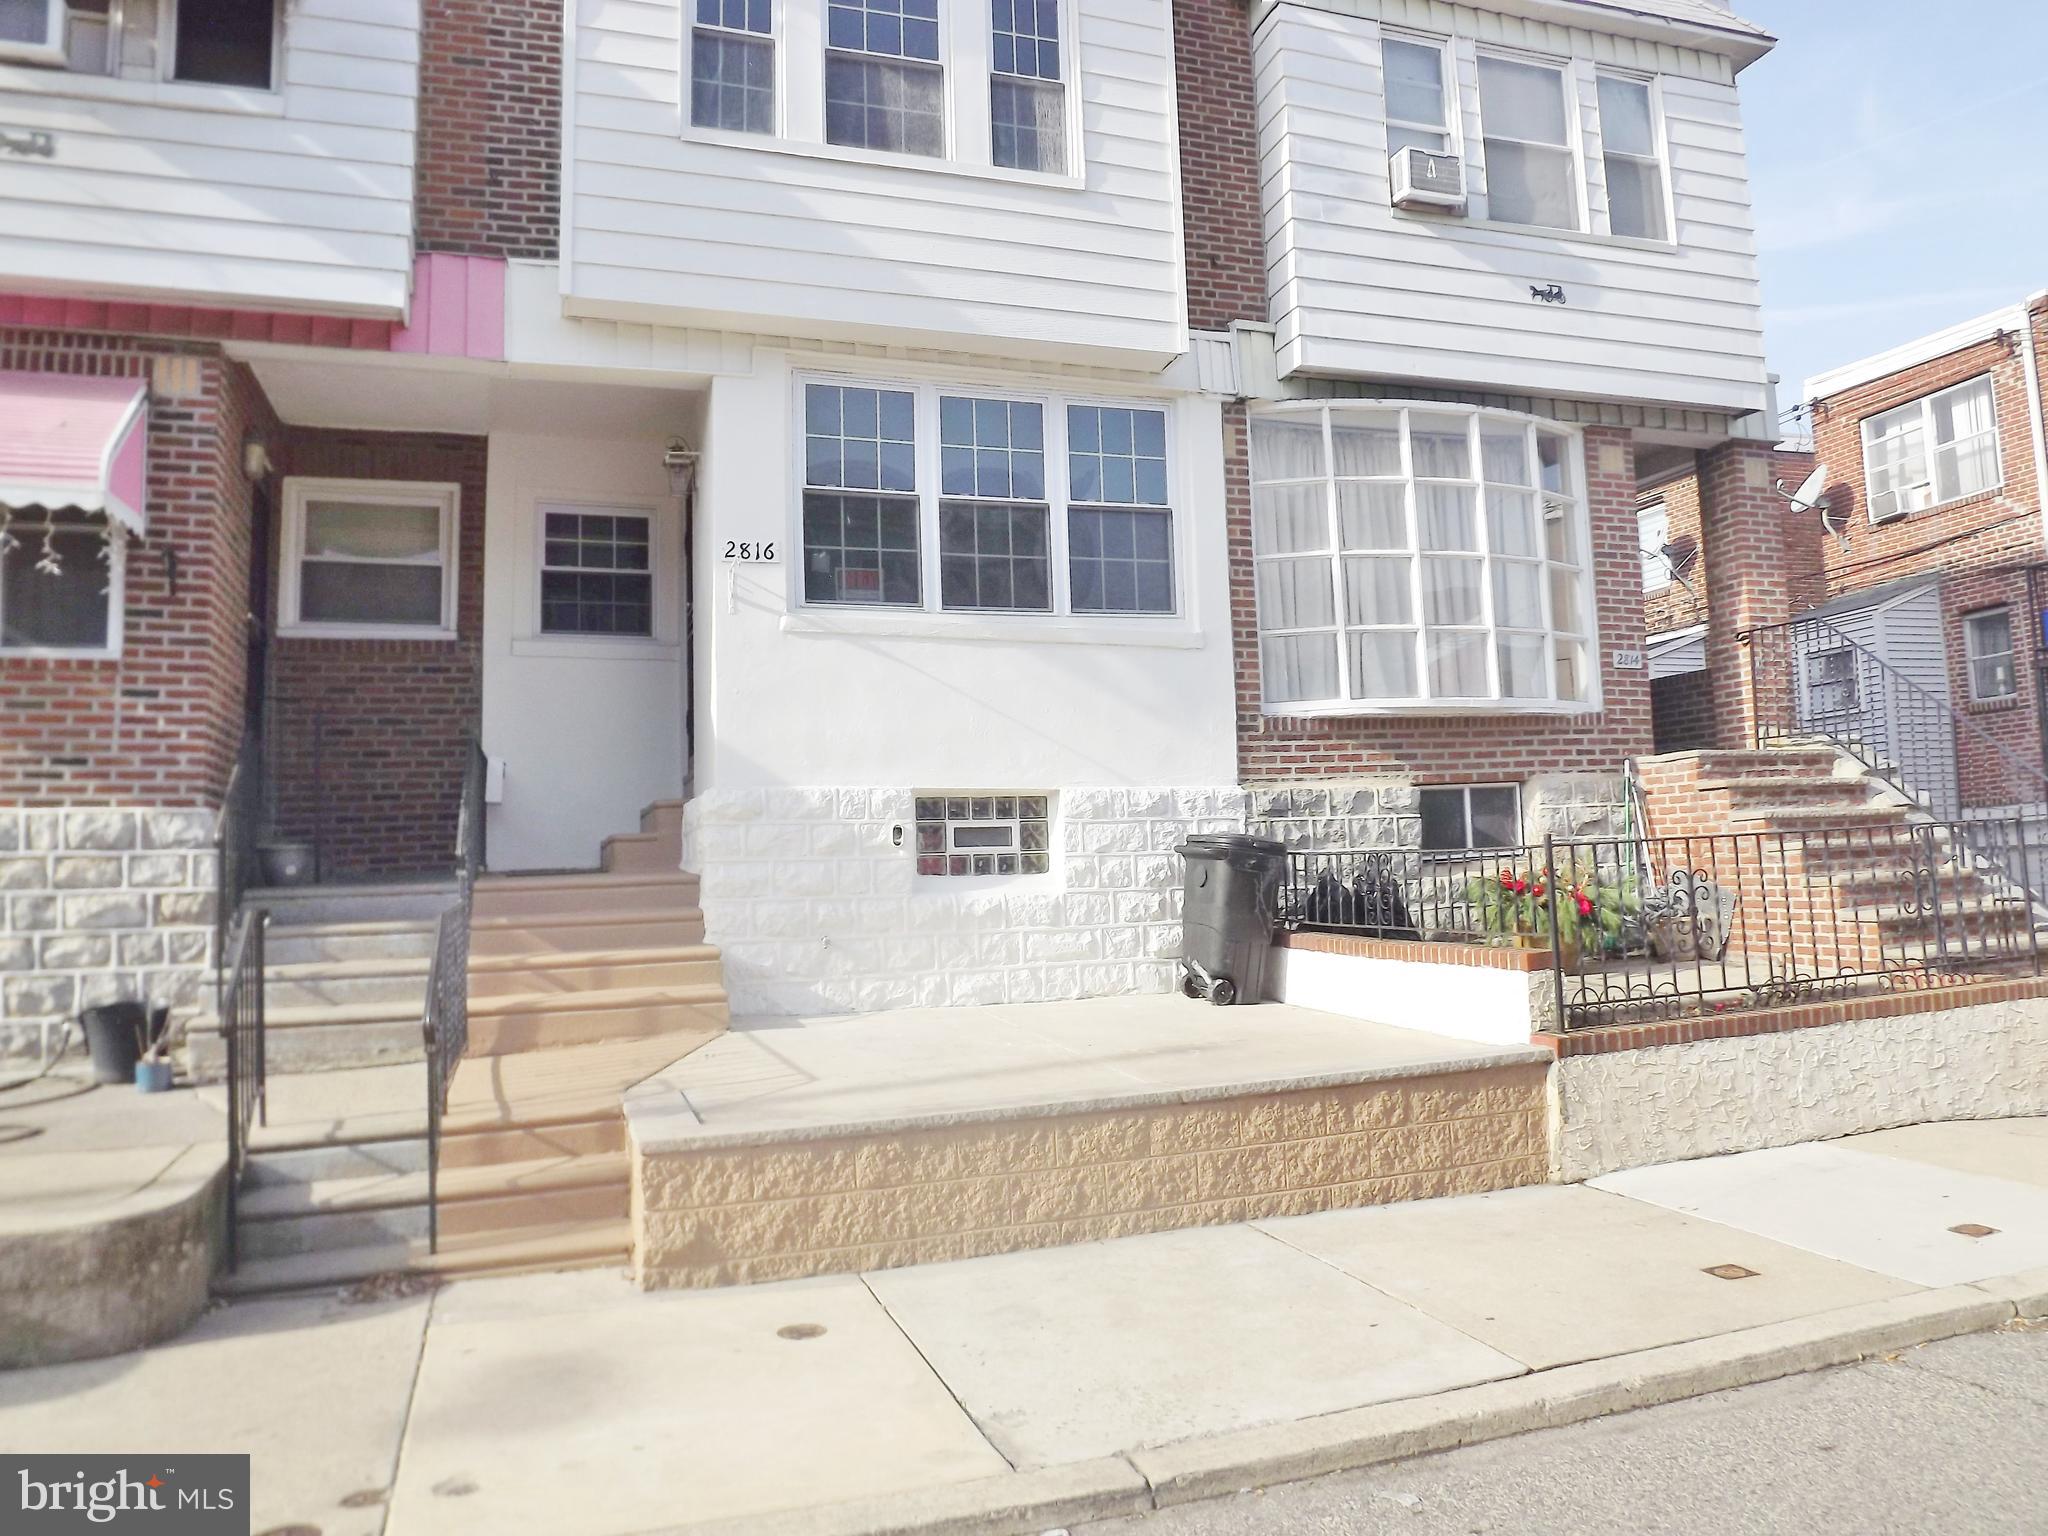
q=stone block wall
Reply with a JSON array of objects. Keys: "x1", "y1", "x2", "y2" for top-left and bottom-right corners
[
  {"x1": 684, "y1": 786, "x2": 1247, "y2": 1017},
  {"x1": 0, "y1": 807, "x2": 217, "y2": 1056},
  {"x1": 1246, "y1": 772, "x2": 1628, "y2": 852}
]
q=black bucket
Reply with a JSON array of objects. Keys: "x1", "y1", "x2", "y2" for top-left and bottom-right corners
[{"x1": 80, "y1": 1002, "x2": 146, "y2": 1085}]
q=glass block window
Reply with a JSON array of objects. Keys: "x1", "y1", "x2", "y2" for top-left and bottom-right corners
[
  {"x1": 540, "y1": 510, "x2": 653, "y2": 636},
  {"x1": 826, "y1": 0, "x2": 943, "y2": 156},
  {"x1": 914, "y1": 793, "x2": 1052, "y2": 876},
  {"x1": 990, "y1": 0, "x2": 1064, "y2": 172},
  {"x1": 692, "y1": 0, "x2": 775, "y2": 134},
  {"x1": 803, "y1": 383, "x2": 921, "y2": 607}
]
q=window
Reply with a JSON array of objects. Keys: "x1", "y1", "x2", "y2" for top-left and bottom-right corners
[
  {"x1": 1381, "y1": 35, "x2": 1450, "y2": 157},
  {"x1": 541, "y1": 508, "x2": 653, "y2": 637},
  {"x1": 1806, "y1": 648, "x2": 1856, "y2": 720},
  {"x1": 799, "y1": 378, "x2": 1176, "y2": 620},
  {"x1": 1419, "y1": 785, "x2": 1521, "y2": 852},
  {"x1": 1638, "y1": 501, "x2": 1670, "y2": 592},
  {"x1": 1965, "y1": 609, "x2": 2016, "y2": 702},
  {"x1": 1861, "y1": 375, "x2": 2000, "y2": 522},
  {"x1": 914, "y1": 792, "x2": 1051, "y2": 876},
  {"x1": 0, "y1": 509, "x2": 120, "y2": 654},
  {"x1": 990, "y1": 0, "x2": 1064, "y2": 172},
  {"x1": 280, "y1": 480, "x2": 459, "y2": 638},
  {"x1": 1596, "y1": 73, "x2": 1666, "y2": 240},
  {"x1": 5, "y1": 0, "x2": 279, "y2": 87},
  {"x1": 1248, "y1": 403, "x2": 1593, "y2": 712},
  {"x1": 692, "y1": 0, "x2": 774, "y2": 133},
  {"x1": 825, "y1": 0, "x2": 943, "y2": 156},
  {"x1": 1477, "y1": 54, "x2": 1577, "y2": 230}
]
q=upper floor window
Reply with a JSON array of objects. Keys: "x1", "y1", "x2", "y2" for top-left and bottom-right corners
[
  {"x1": 1247, "y1": 403, "x2": 1593, "y2": 713},
  {"x1": 1638, "y1": 501, "x2": 1670, "y2": 592},
  {"x1": 990, "y1": 0, "x2": 1064, "y2": 173},
  {"x1": 1597, "y1": 73, "x2": 1666, "y2": 240},
  {"x1": 1382, "y1": 35, "x2": 1450, "y2": 157},
  {"x1": 1861, "y1": 374, "x2": 2000, "y2": 522},
  {"x1": 0, "y1": 0, "x2": 278, "y2": 89},
  {"x1": 825, "y1": 0, "x2": 944, "y2": 157},
  {"x1": 1477, "y1": 54, "x2": 1576, "y2": 231},
  {"x1": 799, "y1": 378, "x2": 1175, "y2": 618},
  {"x1": 279, "y1": 479, "x2": 460, "y2": 640},
  {"x1": 691, "y1": 0, "x2": 775, "y2": 134},
  {"x1": 0, "y1": 509, "x2": 121, "y2": 656}
]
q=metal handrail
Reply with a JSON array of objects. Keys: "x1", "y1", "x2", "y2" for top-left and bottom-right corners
[
  {"x1": 424, "y1": 740, "x2": 486, "y2": 1252},
  {"x1": 221, "y1": 909, "x2": 268, "y2": 1272},
  {"x1": 212, "y1": 728, "x2": 262, "y2": 1015}
]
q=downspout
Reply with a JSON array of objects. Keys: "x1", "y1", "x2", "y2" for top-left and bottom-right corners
[{"x1": 2020, "y1": 291, "x2": 2048, "y2": 552}]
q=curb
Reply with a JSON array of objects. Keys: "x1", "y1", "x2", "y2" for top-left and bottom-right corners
[{"x1": 654, "y1": 1275, "x2": 2043, "y2": 1536}]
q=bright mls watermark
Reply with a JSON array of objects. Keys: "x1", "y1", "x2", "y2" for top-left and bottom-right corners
[{"x1": 2, "y1": 1455, "x2": 249, "y2": 1534}]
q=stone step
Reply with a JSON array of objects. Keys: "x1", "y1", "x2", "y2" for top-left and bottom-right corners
[
  {"x1": 472, "y1": 871, "x2": 700, "y2": 921},
  {"x1": 1727, "y1": 803, "x2": 1913, "y2": 831},
  {"x1": 466, "y1": 945, "x2": 725, "y2": 1000},
  {"x1": 467, "y1": 985, "x2": 730, "y2": 1056},
  {"x1": 1694, "y1": 775, "x2": 1874, "y2": 801},
  {"x1": 468, "y1": 908, "x2": 706, "y2": 958},
  {"x1": 1690, "y1": 748, "x2": 1844, "y2": 776},
  {"x1": 250, "y1": 881, "x2": 459, "y2": 926},
  {"x1": 214, "y1": 1219, "x2": 631, "y2": 1297},
  {"x1": 601, "y1": 832, "x2": 677, "y2": 875},
  {"x1": 263, "y1": 920, "x2": 439, "y2": 966}
]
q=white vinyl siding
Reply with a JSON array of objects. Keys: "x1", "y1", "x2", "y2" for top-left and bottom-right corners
[
  {"x1": 1860, "y1": 374, "x2": 2001, "y2": 522},
  {"x1": 0, "y1": 0, "x2": 417, "y2": 316},
  {"x1": 568, "y1": 0, "x2": 1178, "y2": 364},
  {"x1": 1253, "y1": 2, "x2": 1768, "y2": 415}
]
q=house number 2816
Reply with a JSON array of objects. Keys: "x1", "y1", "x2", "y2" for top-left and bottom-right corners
[{"x1": 723, "y1": 540, "x2": 779, "y2": 562}]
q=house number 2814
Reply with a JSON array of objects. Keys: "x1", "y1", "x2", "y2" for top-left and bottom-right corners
[{"x1": 723, "y1": 540, "x2": 779, "y2": 562}]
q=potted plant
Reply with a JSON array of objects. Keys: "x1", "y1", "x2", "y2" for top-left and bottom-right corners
[{"x1": 1466, "y1": 861, "x2": 1636, "y2": 967}]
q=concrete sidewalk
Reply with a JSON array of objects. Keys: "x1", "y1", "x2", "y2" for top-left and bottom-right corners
[{"x1": 1, "y1": 1118, "x2": 2044, "y2": 1536}]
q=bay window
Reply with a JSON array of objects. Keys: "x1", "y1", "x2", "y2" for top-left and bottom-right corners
[
  {"x1": 1861, "y1": 375, "x2": 2000, "y2": 521},
  {"x1": 0, "y1": 508, "x2": 120, "y2": 655},
  {"x1": 1477, "y1": 53, "x2": 1577, "y2": 231},
  {"x1": 279, "y1": 479, "x2": 460, "y2": 639},
  {"x1": 799, "y1": 377, "x2": 1176, "y2": 620},
  {"x1": 1249, "y1": 403, "x2": 1594, "y2": 712}
]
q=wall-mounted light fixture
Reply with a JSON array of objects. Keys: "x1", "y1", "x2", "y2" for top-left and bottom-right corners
[
  {"x1": 663, "y1": 436, "x2": 700, "y2": 498},
  {"x1": 242, "y1": 438, "x2": 273, "y2": 481}
]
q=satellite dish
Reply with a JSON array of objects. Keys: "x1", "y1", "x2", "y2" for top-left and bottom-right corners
[{"x1": 1775, "y1": 462, "x2": 1828, "y2": 514}]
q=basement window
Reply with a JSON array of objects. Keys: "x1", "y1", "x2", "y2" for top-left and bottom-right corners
[
  {"x1": 914, "y1": 793, "x2": 1051, "y2": 876},
  {"x1": 1419, "y1": 785, "x2": 1520, "y2": 853}
]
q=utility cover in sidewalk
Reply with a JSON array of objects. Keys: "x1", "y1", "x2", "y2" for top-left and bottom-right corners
[
  {"x1": 1703, "y1": 1264, "x2": 1760, "y2": 1280},
  {"x1": 1949, "y1": 1224, "x2": 2000, "y2": 1238}
]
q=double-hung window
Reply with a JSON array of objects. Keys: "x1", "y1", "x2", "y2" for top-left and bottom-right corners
[
  {"x1": 692, "y1": 0, "x2": 775, "y2": 133},
  {"x1": 0, "y1": 508, "x2": 121, "y2": 655},
  {"x1": 1477, "y1": 54, "x2": 1577, "y2": 230},
  {"x1": 280, "y1": 479, "x2": 460, "y2": 639},
  {"x1": 0, "y1": 0, "x2": 278, "y2": 87},
  {"x1": 1248, "y1": 403, "x2": 1593, "y2": 712},
  {"x1": 800, "y1": 379, "x2": 1176, "y2": 619},
  {"x1": 1861, "y1": 375, "x2": 2000, "y2": 521},
  {"x1": 1382, "y1": 35, "x2": 1451, "y2": 156},
  {"x1": 1965, "y1": 609, "x2": 2016, "y2": 702},
  {"x1": 541, "y1": 508, "x2": 654, "y2": 637},
  {"x1": 825, "y1": 0, "x2": 943, "y2": 157},
  {"x1": 990, "y1": 0, "x2": 1064, "y2": 172},
  {"x1": 1596, "y1": 73, "x2": 1666, "y2": 240}
]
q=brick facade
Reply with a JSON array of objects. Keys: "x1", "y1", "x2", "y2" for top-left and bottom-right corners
[
  {"x1": 1650, "y1": 670, "x2": 1715, "y2": 754},
  {"x1": 1640, "y1": 463, "x2": 1706, "y2": 638},
  {"x1": 415, "y1": 0, "x2": 564, "y2": 260},
  {"x1": 1171, "y1": 0, "x2": 1266, "y2": 333},
  {"x1": 267, "y1": 429, "x2": 489, "y2": 879}
]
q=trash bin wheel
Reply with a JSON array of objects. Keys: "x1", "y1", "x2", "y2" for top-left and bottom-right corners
[
  {"x1": 1180, "y1": 974, "x2": 1204, "y2": 999},
  {"x1": 1209, "y1": 978, "x2": 1237, "y2": 1007}
]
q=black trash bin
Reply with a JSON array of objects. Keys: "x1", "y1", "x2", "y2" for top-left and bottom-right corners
[
  {"x1": 1176, "y1": 833, "x2": 1287, "y2": 1006},
  {"x1": 80, "y1": 1001, "x2": 146, "y2": 1085}
]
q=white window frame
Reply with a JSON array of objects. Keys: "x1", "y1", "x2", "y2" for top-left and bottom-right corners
[
  {"x1": 1860, "y1": 374, "x2": 2003, "y2": 524},
  {"x1": 1418, "y1": 783, "x2": 1522, "y2": 853},
  {"x1": 1380, "y1": 29, "x2": 1455, "y2": 159},
  {"x1": 159, "y1": 0, "x2": 282, "y2": 92},
  {"x1": 688, "y1": 0, "x2": 781, "y2": 136},
  {"x1": 536, "y1": 502, "x2": 659, "y2": 640},
  {"x1": 278, "y1": 478, "x2": 461, "y2": 642},
  {"x1": 1964, "y1": 607, "x2": 2017, "y2": 702},
  {"x1": 988, "y1": 0, "x2": 1068, "y2": 175},
  {"x1": 1246, "y1": 399, "x2": 1600, "y2": 717},
  {"x1": 912, "y1": 790, "x2": 1053, "y2": 878},
  {"x1": 0, "y1": 0, "x2": 282, "y2": 89},
  {"x1": 790, "y1": 371, "x2": 1179, "y2": 625},
  {"x1": 1594, "y1": 68, "x2": 1671, "y2": 243},
  {"x1": 1474, "y1": 46, "x2": 1583, "y2": 234},
  {"x1": 1638, "y1": 499, "x2": 1670, "y2": 593},
  {"x1": 0, "y1": 509, "x2": 125, "y2": 659},
  {"x1": 0, "y1": 0, "x2": 65, "y2": 65},
  {"x1": 821, "y1": 0, "x2": 948, "y2": 159}
]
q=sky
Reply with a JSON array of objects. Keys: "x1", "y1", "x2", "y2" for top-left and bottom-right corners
[{"x1": 1736, "y1": 0, "x2": 2048, "y2": 414}]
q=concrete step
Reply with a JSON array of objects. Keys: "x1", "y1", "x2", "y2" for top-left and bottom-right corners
[
  {"x1": 184, "y1": 1001, "x2": 424, "y2": 1081},
  {"x1": 438, "y1": 1115, "x2": 624, "y2": 1169},
  {"x1": 1692, "y1": 748, "x2": 1845, "y2": 776},
  {"x1": 601, "y1": 832, "x2": 677, "y2": 875},
  {"x1": 467, "y1": 984, "x2": 730, "y2": 1055},
  {"x1": 239, "y1": 1201, "x2": 429, "y2": 1262},
  {"x1": 1727, "y1": 803, "x2": 1913, "y2": 831},
  {"x1": 467, "y1": 945, "x2": 724, "y2": 999},
  {"x1": 259, "y1": 957, "x2": 432, "y2": 1010},
  {"x1": 468, "y1": 908, "x2": 706, "y2": 958},
  {"x1": 244, "y1": 1134, "x2": 429, "y2": 1188},
  {"x1": 1694, "y1": 775, "x2": 1875, "y2": 802},
  {"x1": 641, "y1": 800, "x2": 687, "y2": 838},
  {"x1": 264, "y1": 920, "x2": 439, "y2": 966},
  {"x1": 251, "y1": 881, "x2": 459, "y2": 926},
  {"x1": 239, "y1": 1150, "x2": 628, "y2": 1222},
  {"x1": 473, "y1": 871, "x2": 700, "y2": 921},
  {"x1": 214, "y1": 1219, "x2": 631, "y2": 1297}
]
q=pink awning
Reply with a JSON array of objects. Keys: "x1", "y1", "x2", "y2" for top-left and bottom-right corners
[{"x1": 0, "y1": 370, "x2": 149, "y2": 536}]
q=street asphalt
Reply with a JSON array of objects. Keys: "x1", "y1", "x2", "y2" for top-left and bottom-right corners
[{"x1": 1083, "y1": 1322, "x2": 2048, "y2": 1536}]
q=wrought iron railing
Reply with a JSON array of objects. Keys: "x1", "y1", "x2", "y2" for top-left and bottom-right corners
[
  {"x1": 1282, "y1": 845, "x2": 1556, "y2": 944},
  {"x1": 213, "y1": 728, "x2": 262, "y2": 1015},
  {"x1": 221, "y1": 909, "x2": 268, "y2": 1272},
  {"x1": 423, "y1": 740, "x2": 486, "y2": 1252},
  {"x1": 1538, "y1": 821, "x2": 2043, "y2": 1030}
]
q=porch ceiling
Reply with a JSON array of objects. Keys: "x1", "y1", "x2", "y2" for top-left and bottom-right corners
[{"x1": 248, "y1": 357, "x2": 704, "y2": 439}]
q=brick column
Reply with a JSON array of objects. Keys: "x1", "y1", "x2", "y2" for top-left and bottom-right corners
[{"x1": 1698, "y1": 441, "x2": 1799, "y2": 750}]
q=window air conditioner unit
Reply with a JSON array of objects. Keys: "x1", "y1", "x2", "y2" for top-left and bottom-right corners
[
  {"x1": 1874, "y1": 482, "x2": 1934, "y2": 521},
  {"x1": 1389, "y1": 145, "x2": 1466, "y2": 212}
]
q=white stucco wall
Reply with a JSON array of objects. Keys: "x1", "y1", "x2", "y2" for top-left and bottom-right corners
[
  {"x1": 1267, "y1": 944, "x2": 1548, "y2": 1045},
  {"x1": 480, "y1": 425, "x2": 696, "y2": 871},
  {"x1": 1553, "y1": 997, "x2": 2048, "y2": 1181}
]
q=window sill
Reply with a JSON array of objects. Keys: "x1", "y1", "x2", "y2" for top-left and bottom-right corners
[
  {"x1": 1868, "y1": 483, "x2": 2007, "y2": 526},
  {"x1": 1261, "y1": 698, "x2": 1602, "y2": 719},
  {"x1": 676, "y1": 124, "x2": 1087, "y2": 192},
  {"x1": 278, "y1": 624, "x2": 459, "y2": 644},
  {"x1": 0, "y1": 643, "x2": 120, "y2": 661},
  {"x1": 781, "y1": 608, "x2": 1203, "y2": 649},
  {"x1": 510, "y1": 635, "x2": 683, "y2": 661},
  {"x1": 0, "y1": 61, "x2": 286, "y2": 117},
  {"x1": 1391, "y1": 206, "x2": 1678, "y2": 257},
  {"x1": 1964, "y1": 695, "x2": 2020, "y2": 714}
]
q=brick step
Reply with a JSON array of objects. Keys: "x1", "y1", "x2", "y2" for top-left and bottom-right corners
[
  {"x1": 467, "y1": 945, "x2": 724, "y2": 999},
  {"x1": 466, "y1": 984, "x2": 730, "y2": 1056},
  {"x1": 467, "y1": 907, "x2": 706, "y2": 957},
  {"x1": 213, "y1": 1218, "x2": 630, "y2": 1297},
  {"x1": 472, "y1": 871, "x2": 700, "y2": 921},
  {"x1": 263, "y1": 919, "x2": 439, "y2": 966}
]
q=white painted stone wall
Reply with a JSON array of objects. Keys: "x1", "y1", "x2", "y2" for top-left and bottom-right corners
[
  {"x1": 0, "y1": 807, "x2": 218, "y2": 1057},
  {"x1": 1552, "y1": 996, "x2": 2048, "y2": 1181},
  {"x1": 1267, "y1": 944, "x2": 1552, "y2": 1044},
  {"x1": 686, "y1": 786, "x2": 1246, "y2": 1016}
]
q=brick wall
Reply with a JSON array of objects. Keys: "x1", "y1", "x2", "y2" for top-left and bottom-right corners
[
  {"x1": 1172, "y1": 0, "x2": 1267, "y2": 332},
  {"x1": 1641, "y1": 463, "x2": 1705, "y2": 637},
  {"x1": 267, "y1": 430, "x2": 488, "y2": 879},
  {"x1": 415, "y1": 0, "x2": 563, "y2": 260},
  {"x1": 1232, "y1": 416, "x2": 1653, "y2": 785}
]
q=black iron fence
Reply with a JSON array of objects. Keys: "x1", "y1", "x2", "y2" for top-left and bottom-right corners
[
  {"x1": 1281, "y1": 845, "x2": 1551, "y2": 944},
  {"x1": 220, "y1": 909, "x2": 268, "y2": 1272},
  {"x1": 424, "y1": 740, "x2": 486, "y2": 1253},
  {"x1": 212, "y1": 728, "x2": 262, "y2": 1015}
]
